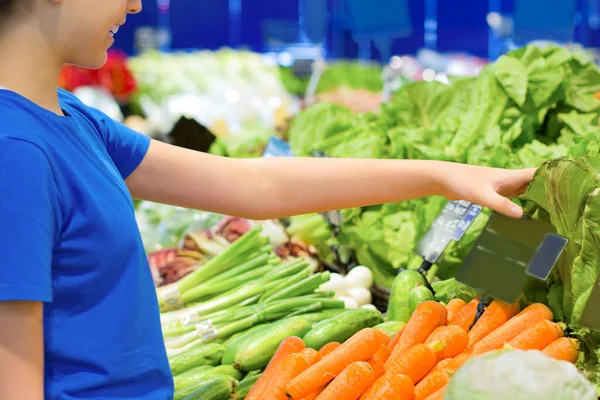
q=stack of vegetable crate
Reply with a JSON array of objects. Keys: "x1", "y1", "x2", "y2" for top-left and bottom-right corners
[
  {"x1": 243, "y1": 299, "x2": 585, "y2": 400},
  {"x1": 156, "y1": 226, "x2": 392, "y2": 399}
]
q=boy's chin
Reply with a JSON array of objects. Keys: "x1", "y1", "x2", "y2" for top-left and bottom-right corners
[{"x1": 66, "y1": 52, "x2": 109, "y2": 70}]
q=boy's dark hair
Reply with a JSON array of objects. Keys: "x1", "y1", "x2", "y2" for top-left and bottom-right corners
[{"x1": 0, "y1": 0, "x2": 33, "y2": 23}]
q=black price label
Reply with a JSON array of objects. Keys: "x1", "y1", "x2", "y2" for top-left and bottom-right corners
[
  {"x1": 292, "y1": 59, "x2": 315, "y2": 79},
  {"x1": 456, "y1": 213, "x2": 568, "y2": 304},
  {"x1": 415, "y1": 200, "x2": 482, "y2": 264},
  {"x1": 169, "y1": 117, "x2": 217, "y2": 153}
]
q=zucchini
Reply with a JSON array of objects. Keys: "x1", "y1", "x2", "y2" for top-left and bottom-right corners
[
  {"x1": 221, "y1": 323, "x2": 272, "y2": 365},
  {"x1": 236, "y1": 373, "x2": 262, "y2": 400},
  {"x1": 174, "y1": 365, "x2": 244, "y2": 391},
  {"x1": 234, "y1": 316, "x2": 312, "y2": 371},
  {"x1": 373, "y1": 321, "x2": 406, "y2": 336},
  {"x1": 176, "y1": 365, "x2": 213, "y2": 379},
  {"x1": 303, "y1": 309, "x2": 383, "y2": 350},
  {"x1": 176, "y1": 375, "x2": 237, "y2": 400},
  {"x1": 387, "y1": 270, "x2": 426, "y2": 322},
  {"x1": 169, "y1": 343, "x2": 225, "y2": 376},
  {"x1": 289, "y1": 309, "x2": 347, "y2": 324},
  {"x1": 408, "y1": 286, "x2": 435, "y2": 315}
]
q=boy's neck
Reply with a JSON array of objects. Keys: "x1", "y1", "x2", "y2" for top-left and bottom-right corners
[{"x1": 0, "y1": 24, "x2": 65, "y2": 115}]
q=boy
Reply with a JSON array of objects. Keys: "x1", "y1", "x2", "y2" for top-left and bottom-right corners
[{"x1": 0, "y1": 0, "x2": 535, "y2": 399}]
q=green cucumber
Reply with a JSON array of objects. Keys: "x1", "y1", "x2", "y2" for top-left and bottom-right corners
[
  {"x1": 169, "y1": 343, "x2": 225, "y2": 376},
  {"x1": 177, "y1": 375, "x2": 237, "y2": 400},
  {"x1": 221, "y1": 323, "x2": 272, "y2": 365},
  {"x1": 176, "y1": 365, "x2": 213, "y2": 379},
  {"x1": 234, "y1": 317, "x2": 312, "y2": 371},
  {"x1": 373, "y1": 321, "x2": 406, "y2": 336},
  {"x1": 408, "y1": 286, "x2": 435, "y2": 315},
  {"x1": 236, "y1": 373, "x2": 262, "y2": 400},
  {"x1": 303, "y1": 309, "x2": 383, "y2": 350},
  {"x1": 174, "y1": 365, "x2": 244, "y2": 391},
  {"x1": 289, "y1": 309, "x2": 348, "y2": 324},
  {"x1": 387, "y1": 270, "x2": 426, "y2": 322}
]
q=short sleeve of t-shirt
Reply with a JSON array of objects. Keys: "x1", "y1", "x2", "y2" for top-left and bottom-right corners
[
  {"x1": 88, "y1": 108, "x2": 151, "y2": 180},
  {"x1": 0, "y1": 138, "x2": 62, "y2": 302}
]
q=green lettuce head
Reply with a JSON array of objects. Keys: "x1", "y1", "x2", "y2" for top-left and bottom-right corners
[{"x1": 445, "y1": 349, "x2": 596, "y2": 400}]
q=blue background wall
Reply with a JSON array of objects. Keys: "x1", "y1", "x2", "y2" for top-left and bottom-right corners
[{"x1": 114, "y1": 0, "x2": 600, "y2": 59}]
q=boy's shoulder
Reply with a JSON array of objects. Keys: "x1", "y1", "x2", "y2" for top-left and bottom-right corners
[{"x1": 0, "y1": 88, "x2": 100, "y2": 143}]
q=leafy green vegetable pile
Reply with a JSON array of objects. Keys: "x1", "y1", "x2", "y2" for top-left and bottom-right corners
[
  {"x1": 286, "y1": 44, "x2": 600, "y2": 289},
  {"x1": 279, "y1": 61, "x2": 384, "y2": 96},
  {"x1": 521, "y1": 156, "x2": 600, "y2": 389}
]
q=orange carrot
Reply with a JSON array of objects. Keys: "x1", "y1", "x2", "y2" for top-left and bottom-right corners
[
  {"x1": 386, "y1": 343, "x2": 440, "y2": 384},
  {"x1": 286, "y1": 328, "x2": 389, "y2": 400},
  {"x1": 424, "y1": 385, "x2": 446, "y2": 400},
  {"x1": 414, "y1": 367, "x2": 451, "y2": 400},
  {"x1": 428, "y1": 359, "x2": 451, "y2": 375},
  {"x1": 264, "y1": 352, "x2": 311, "y2": 400},
  {"x1": 467, "y1": 300, "x2": 520, "y2": 349},
  {"x1": 542, "y1": 337, "x2": 580, "y2": 363},
  {"x1": 359, "y1": 373, "x2": 415, "y2": 400},
  {"x1": 471, "y1": 303, "x2": 553, "y2": 356},
  {"x1": 300, "y1": 348, "x2": 322, "y2": 365},
  {"x1": 246, "y1": 336, "x2": 305, "y2": 400},
  {"x1": 446, "y1": 299, "x2": 466, "y2": 323},
  {"x1": 386, "y1": 301, "x2": 447, "y2": 370},
  {"x1": 299, "y1": 386, "x2": 327, "y2": 400},
  {"x1": 386, "y1": 325, "x2": 406, "y2": 351},
  {"x1": 314, "y1": 361, "x2": 375, "y2": 400},
  {"x1": 448, "y1": 298, "x2": 479, "y2": 332},
  {"x1": 508, "y1": 319, "x2": 564, "y2": 351},
  {"x1": 425, "y1": 325, "x2": 469, "y2": 362},
  {"x1": 319, "y1": 342, "x2": 341, "y2": 358},
  {"x1": 446, "y1": 351, "x2": 471, "y2": 372},
  {"x1": 367, "y1": 345, "x2": 390, "y2": 379}
]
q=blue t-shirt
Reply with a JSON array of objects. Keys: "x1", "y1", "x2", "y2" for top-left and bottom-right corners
[{"x1": 0, "y1": 88, "x2": 173, "y2": 399}]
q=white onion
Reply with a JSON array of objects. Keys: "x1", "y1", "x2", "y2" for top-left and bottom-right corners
[
  {"x1": 320, "y1": 273, "x2": 346, "y2": 294},
  {"x1": 346, "y1": 266, "x2": 373, "y2": 289},
  {"x1": 347, "y1": 287, "x2": 372, "y2": 307},
  {"x1": 338, "y1": 296, "x2": 359, "y2": 309},
  {"x1": 360, "y1": 304, "x2": 378, "y2": 311}
]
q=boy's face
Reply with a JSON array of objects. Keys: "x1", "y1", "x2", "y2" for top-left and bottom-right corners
[{"x1": 44, "y1": 0, "x2": 142, "y2": 69}]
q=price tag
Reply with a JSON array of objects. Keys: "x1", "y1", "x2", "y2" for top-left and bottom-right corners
[
  {"x1": 415, "y1": 200, "x2": 483, "y2": 264},
  {"x1": 263, "y1": 136, "x2": 295, "y2": 158},
  {"x1": 292, "y1": 59, "x2": 315, "y2": 79},
  {"x1": 169, "y1": 117, "x2": 217, "y2": 153},
  {"x1": 456, "y1": 213, "x2": 568, "y2": 304}
]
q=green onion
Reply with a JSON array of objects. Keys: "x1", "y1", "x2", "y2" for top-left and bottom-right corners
[
  {"x1": 264, "y1": 271, "x2": 331, "y2": 303},
  {"x1": 259, "y1": 268, "x2": 311, "y2": 301},
  {"x1": 182, "y1": 264, "x2": 273, "y2": 305}
]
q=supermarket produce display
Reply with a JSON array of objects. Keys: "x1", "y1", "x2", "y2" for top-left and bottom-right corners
[{"x1": 97, "y1": 43, "x2": 600, "y2": 398}]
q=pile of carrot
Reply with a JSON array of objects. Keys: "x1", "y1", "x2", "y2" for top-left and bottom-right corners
[{"x1": 245, "y1": 299, "x2": 580, "y2": 400}]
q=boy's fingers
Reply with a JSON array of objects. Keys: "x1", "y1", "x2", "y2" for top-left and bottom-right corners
[{"x1": 485, "y1": 193, "x2": 524, "y2": 219}]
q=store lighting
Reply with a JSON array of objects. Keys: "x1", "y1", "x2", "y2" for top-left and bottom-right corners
[
  {"x1": 435, "y1": 73, "x2": 449, "y2": 84},
  {"x1": 225, "y1": 89, "x2": 240, "y2": 103},
  {"x1": 390, "y1": 56, "x2": 403, "y2": 70},
  {"x1": 278, "y1": 52, "x2": 293, "y2": 67},
  {"x1": 422, "y1": 68, "x2": 436, "y2": 82},
  {"x1": 268, "y1": 96, "x2": 282, "y2": 109}
]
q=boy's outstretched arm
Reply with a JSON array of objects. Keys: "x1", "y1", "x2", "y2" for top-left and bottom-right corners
[
  {"x1": 127, "y1": 140, "x2": 535, "y2": 220},
  {"x1": 0, "y1": 301, "x2": 45, "y2": 400}
]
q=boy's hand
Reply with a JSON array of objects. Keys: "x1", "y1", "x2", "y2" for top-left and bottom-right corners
[{"x1": 437, "y1": 164, "x2": 537, "y2": 218}]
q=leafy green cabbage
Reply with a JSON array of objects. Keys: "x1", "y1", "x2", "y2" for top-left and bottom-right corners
[{"x1": 445, "y1": 349, "x2": 596, "y2": 400}]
